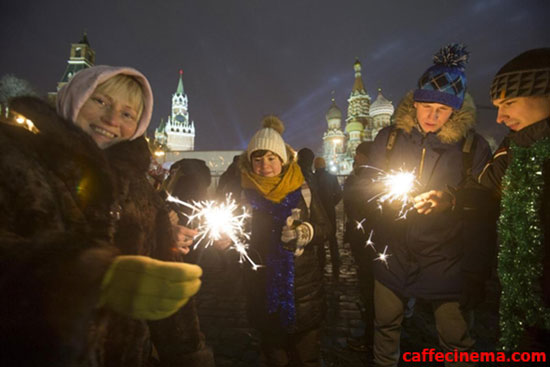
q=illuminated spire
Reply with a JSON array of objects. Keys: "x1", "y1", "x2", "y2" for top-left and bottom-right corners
[
  {"x1": 352, "y1": 58, "x2": 366, "y2": 94},
  {"x1": 177, "y1": 69, "x2": 184, "y2": 94}
]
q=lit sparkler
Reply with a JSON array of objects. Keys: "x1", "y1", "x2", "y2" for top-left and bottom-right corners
[
  {"x1": 166, "y1": 193, "x2": 260, "y2": 270},
  {"x1": 374, "y1": 245, "x2": 391, "y2": 269},
  {"x1": 365, "y1": 166, "x2": 419, "y2": 220}
]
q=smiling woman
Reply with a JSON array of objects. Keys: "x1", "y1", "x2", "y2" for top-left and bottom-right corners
[
  {"x1": 0, "y1": 65, "x2": 215, "y2": 366},
  {"x1": 55, "y1": 65, "x2": 215, "y2": 366},
  {"x1": 75, "y1": 74, "x2": 144, "y2": 148},
  {"x1": 56, "y1": 65, "x2": 153, "y2": 148}
]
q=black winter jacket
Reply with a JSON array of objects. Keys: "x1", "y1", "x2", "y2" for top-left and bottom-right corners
[
  {"x1": 313, "y1": 168, "x2": 342, "y2": 225},
  {"x1": 243, "y1": 182, "x2": 330, "y2": 334},
  {"x1": 358, "y1": 92, "x2": 493, "y2": 300}
]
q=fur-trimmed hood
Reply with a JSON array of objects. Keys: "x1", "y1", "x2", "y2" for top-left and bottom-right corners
[{"x1": 394, "y1": 91, "x2": 477, "y2": 144}]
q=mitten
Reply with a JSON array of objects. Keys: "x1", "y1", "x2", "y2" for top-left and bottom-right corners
[
  {"x1": 281, "y1": 217, "x2": 314, "y2": 256},
  {"x1": 459, "y1": 273, "x2": 486, "y2": 311},
  {"x1": 99, "y1": 255, "x2": 202, "y2": 320}
]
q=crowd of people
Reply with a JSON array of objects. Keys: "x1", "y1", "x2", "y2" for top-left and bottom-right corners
[{"x1": 0, "y1": 44, "x2": 548, "y2": 367}]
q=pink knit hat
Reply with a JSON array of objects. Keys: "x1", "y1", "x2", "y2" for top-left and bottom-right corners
[{"x1": 56, "y1": 65, "x2": 154, "y2": 140}]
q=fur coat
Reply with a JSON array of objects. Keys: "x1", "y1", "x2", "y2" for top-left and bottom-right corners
[
  {"x1": 0, "y1": 97, "x2": 214, "y2": 367},
  {"x1": 0, "y1": 97, "x2": 118, "y2": 366}
]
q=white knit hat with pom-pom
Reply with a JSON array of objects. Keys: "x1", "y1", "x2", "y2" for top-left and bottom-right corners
[{"x1": 247, "y1": 115, "x2": 288, "y2": 164}]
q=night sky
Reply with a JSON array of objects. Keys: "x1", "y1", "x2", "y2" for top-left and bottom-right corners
[{"x1": 1, "y1": 0, "x2": 549, "y2": 153}]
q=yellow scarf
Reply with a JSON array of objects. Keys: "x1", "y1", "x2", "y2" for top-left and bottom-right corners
[{"x1": 241, "y1": 161, "x2": 304, "y2": 203}]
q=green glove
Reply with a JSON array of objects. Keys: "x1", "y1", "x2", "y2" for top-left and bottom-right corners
[{"x1": 99, "y1": 255, "x2": 202, "y2": 320}]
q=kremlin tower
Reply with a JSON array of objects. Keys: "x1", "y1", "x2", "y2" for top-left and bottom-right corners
[{"x1": 155, "y1": 70, "x2": 195, "y2": 152}]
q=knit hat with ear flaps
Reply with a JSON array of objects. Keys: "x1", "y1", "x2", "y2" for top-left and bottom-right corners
[
  {"x1": 490, "y1": 48, "x2": 550, "y2": 101},
  {"x1": 247, "y1": 115, "x2": 288, "y2": 164},
  {"x1": 413, "y1": 43, "x2": 469, "y2": 110},
  {"x1": 56, "y1": 65, "x2": 154, "y2": 140}
]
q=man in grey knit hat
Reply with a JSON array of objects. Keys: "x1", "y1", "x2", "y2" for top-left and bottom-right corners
[{"x1": 479, "y1": 48, "x2": 550, "y2": 352}]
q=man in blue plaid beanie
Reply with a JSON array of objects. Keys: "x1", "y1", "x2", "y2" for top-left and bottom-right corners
[{"x1": 350, "y1": 44, "x2": 495, "y2": 366}]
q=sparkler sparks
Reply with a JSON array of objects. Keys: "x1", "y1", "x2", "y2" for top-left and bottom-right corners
[
  {"x1": 365, "y1": 230, "x2": 375, "y2": 251},
  {"x1": 355, "y1": 218, "x2": 366, "y2": 233},
  {"x1": 367, "y1": 166, "x2": 419, "y2": 220},
  {"x1": 374, "y1": 245, "x2": 391, "y2": 269},
  {"x1": 166, "y1": 193, "x2": 260, "y2": 270}
]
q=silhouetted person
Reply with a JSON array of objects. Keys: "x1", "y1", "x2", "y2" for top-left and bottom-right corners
[
  {"x1": 216, "y1": 154, "x2": 242, "y2": 202},
  {"x1": 313, "y1": 157, "x2": 342, "y2": 277},
  {"x1": 343, "y1": 141, "x2": 375, "y2": 353}
]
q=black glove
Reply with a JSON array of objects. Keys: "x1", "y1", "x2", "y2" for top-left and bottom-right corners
[{"x1": 459, "y1": 273, "x2": 486, "y2": 311}]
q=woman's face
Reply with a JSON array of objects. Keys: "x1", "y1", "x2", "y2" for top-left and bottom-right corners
[
  {"x1": 75, "y1": 88, "x2": 140, "y2": 149},
  {"x1": 252, "y1": 151, "x2": 283, "y2": 177}
]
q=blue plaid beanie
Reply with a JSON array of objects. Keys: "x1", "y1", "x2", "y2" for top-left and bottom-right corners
[{"x1": 413, "y1": 43, "x2": 469, "y2": 110}]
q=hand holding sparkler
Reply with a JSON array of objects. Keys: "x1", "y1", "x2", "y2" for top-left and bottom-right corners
[
  {"x1": 213, "y1": 236, "x2": 232, "y2": 251},
  {"x1": 166, "y1": 193, "x2": 259, "y2": 269},
  {"x1": 368, "y1": 167, "x2": 419, "y2": 219},
  {"x1": 413, "y1": 190, "x2": 454, "y2": 215},
  {"x1": 169, "y1": 210, "x2": 197, "y2": 255}
]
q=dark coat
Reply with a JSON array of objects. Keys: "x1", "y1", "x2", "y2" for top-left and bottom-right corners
[
  {"x1": 0, "y1": 97, "x2": 118, "y2": 366},
  {"x1": 362, "y1": 92, "x2": 493, "y2": 300},
  {"x1": 343, "y1": 167, "x2": 369, "y2": 247},
  {"x1": 313, "y1": 168, "x2": 342, "y2": 225},
  {"x1": 243, "y1": 182, "x2": 330, "y2": 334},
  {"x1": 101, "y1": 138, "x2": 214, "y2": 367},
  {"x1": 479, "y1": 118, "x2": 550, "y2": 306},
  {"x1": 216, "y1": 160, "x2": 242, "y2": 201}
]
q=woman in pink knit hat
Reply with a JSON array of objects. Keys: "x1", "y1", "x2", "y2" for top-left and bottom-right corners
[{"x1": 0, "y1": 66, "x2": 213, "y2": 366}]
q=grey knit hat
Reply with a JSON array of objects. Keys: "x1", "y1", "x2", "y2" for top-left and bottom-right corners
[{"x1": 490, "y1": 48, "x2": 550, "y2": 101}]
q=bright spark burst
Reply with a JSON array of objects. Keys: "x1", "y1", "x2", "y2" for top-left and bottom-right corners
[
  {"x1": 367, "y1": 167, "x2": 419, "y2": 220},
  {"x1": 166, "y1": 193, "x2": 260, "y2": 270},
  {"x1": 374, "y1": 245, "x2": 391, "y2": 269}
]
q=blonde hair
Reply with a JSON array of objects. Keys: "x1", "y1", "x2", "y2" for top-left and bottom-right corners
[{"x1": 95, "y1": 74, "x2": 144, "y2": 121}]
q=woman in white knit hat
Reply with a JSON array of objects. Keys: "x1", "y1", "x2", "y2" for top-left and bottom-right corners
[{"x1": 240, "y1": 115, "x2": 330, "y2": 366}]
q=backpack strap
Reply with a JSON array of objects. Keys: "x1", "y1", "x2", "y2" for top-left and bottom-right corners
[
  {"x1": 385, "y1": 127, "x2": 399, "y2": 170},
  {"x1": 462, "y1": 130, "x2": 478, "y2": 177}
]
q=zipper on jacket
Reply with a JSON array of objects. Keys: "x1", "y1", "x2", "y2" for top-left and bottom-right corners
[{"x1": 418, "y1": 147, "x2": 426, "y2": 181}]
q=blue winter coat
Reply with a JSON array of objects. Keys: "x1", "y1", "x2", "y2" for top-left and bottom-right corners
[{"x1": 362, "y1": 92, "x2": 492, "y2": 300}]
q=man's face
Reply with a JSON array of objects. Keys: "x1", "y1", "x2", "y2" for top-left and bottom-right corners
[
  {"x1": 492, "y1": 96, "x2": 550, "y2": 132},
  {"x1": 414, "y1": 102, "x2": 453, "y2": 133}
]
